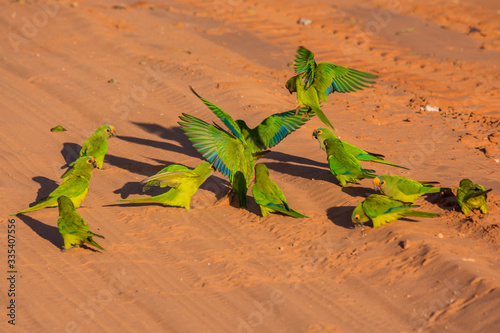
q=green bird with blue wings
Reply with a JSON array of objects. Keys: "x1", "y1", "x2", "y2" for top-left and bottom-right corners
[
  {"x1": 190, "y1": 87, "x2": 314, "y2": 156},
  {"x1": 57, "y1": 196, "x2": 104, "y2": 251},
  {"x1": 252, "y1": 163, "x2": 308, "y2": 218},
  {"x1": 13, "y1": 156, "x2": 97, "y2": 215},
  {"x1": 322, "y1": 137, "x2": 377, "y2": 187},
  {"x1": 352, "y1": 194, "x2": 440, "y2": 228},
  {"x1": 178, "y1": 113, "x2": 254, "y2": 208},
  {"x1": 118, "y1": 161, "x2": 214, "y2": 209},
  {"x1": 285, "y1": 46, "x2": 378, "y2": 129},
  {"x1": 313, "y1": 127, "x2": 409, "y2": 169},
  {"x1": 373, "y1": 175, "x2": 448, "y2": 204},
  {"x1": 457, "y1": 179, "x2": 491, "y2": 215}
]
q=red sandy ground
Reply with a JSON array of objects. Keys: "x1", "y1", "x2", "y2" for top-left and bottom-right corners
[{"x1": 1, "y1": 0, "x2": 499, "y2": 332}]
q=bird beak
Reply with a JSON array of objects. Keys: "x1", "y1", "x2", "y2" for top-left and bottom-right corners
[
  {"x1": 373, "y1": 177, "x2": 380, "y2": 186},
  {"x1": 312, "y1": 129, "x2": 318, "y2": 139},
  {"x1": 110, "y1": 126, "x2": 117, "y2": 137}
]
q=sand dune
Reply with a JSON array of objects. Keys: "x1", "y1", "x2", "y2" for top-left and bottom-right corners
[{"x1": 2, "y1": 0, "x2": 499, "y2": 332}]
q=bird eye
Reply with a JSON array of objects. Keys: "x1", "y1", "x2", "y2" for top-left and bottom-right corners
[
  {"x1": 105, "y1": 128, "x2": 111, "y2": 133},
  {"x1": 354, "y1": 214, "x2": 360, "y2": 221},
  {"x1": 323, "y1": 140, "x2": 328, "y2": 147},
  {"x1": 317, "y1": 130, "x2": 322, "y2": 135},
  {"x1": 86, "y1": 158, "x2": 93, "y2": 164},
  {"x1": 381, "y1": 180, "x2": 386, "y2": 185}
]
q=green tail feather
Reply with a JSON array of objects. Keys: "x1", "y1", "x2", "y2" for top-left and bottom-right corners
[
  {"x1": 118, "y1": 197, "x2": 163, "y2": 204},
  {"x1": 367, "y1": 158, "x2": 409, "y2": 170},
  {"x1": 12, "y1": 198, "x2": 55, "y2": 215},
  {"x1": 405, "y1": 210, "x2": 440, "y2": 218},
  {"x1": 361, "y1": 169, "x2": 377, "y2": 179},
  {"x1": 268, "y1": 204, "x2": 309, "y2": 218},
  {"x1": 86, "y1": 236, "x2": 104, "y2": 250},
  {"x1": 311, "y1": 106, "x2": 334, "y2": 130}
]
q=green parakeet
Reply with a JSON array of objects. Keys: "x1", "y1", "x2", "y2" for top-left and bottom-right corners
[
  {"x1": 118, "y1": 161, "x2": 214, "y2": 209},
  {"x1": 78, "y1": 125, "x2": 116, "y2": 170},
  {"x1": 142, "y1": 164, "x2": 190, "y2": 191},
  {"x1": 57, "y1": 196, "x2": 104, "y2": 251},
  {"x1": 178, "y1": 113, "x2": 254, "y2": 208},
  {"x1": 352, "y1": 194, "x2": 440, "y2": 228},
  {"x1": 285, "y1": 46, "x2": 378, "y2": 129},
  {"x1": 457, "y1": 179, "x2": 491, "y2": 215},
  {"x1": 313, "y1": 127, "x2": 409, "y2": 170},
  {"x1": 323, "y1": 137, "x2": 377, "y2": 187},
  {"x1": 13, "y1": 156, "x2": 96, "y2": 215},
  {"x1": 190, "y1": 87, "x2": 314, "y2": 155},
  {"x1": 252, "y1": 163, "x2": 308, "y2": 218},
  {"x1": 373, "y1": 175, "x2": 448, "y2": 204}
]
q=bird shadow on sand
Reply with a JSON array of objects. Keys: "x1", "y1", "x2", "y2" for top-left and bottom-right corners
[
  {"x1": 117, "y1": 122, "x2": 200, "y2": 157},
  {"x1": 16, "y1": 214, "x2": 63, "y2": 249},
  {"x1": 341, "y1": 186, "x2": 377, "y2": 198},
  {"x1": 326, "y1": 205, "x2": 357, "y2": 229},
  {"x1": 60, "y1": 142, "x2": 81, "y2": 167},
  {"x1": 263, "y1": 151, "x2": 328, "y2": 169},
  {"x1": 31, "y1": 176, "x2": 59, "y2": 203},
  {"x1": 106, "y1": 153, "x2": 175, "y2": 177},
  {"x1": 264, "y1": 161, "x2": 333, "y2": 182},
  {"x1": 423, "y1": 190, "x2": 459, "y2": 212}
]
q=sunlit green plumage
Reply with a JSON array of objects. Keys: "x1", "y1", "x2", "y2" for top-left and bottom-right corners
[
  {"x1": 57, "y1": 196, "x2": 104, "y2": 251},
  {"x1": 457, "y1": 179, "x2": 491, "y2": 215},
  {"x1": 178, "y1": 113, "x2": 253, "y2": 208},
  {"x1": 252, "y1": 163, "x2": 308, "y2": 218},
  {"x1": 119, "y1": 161, "x2": 214, "y2": 209},
  {"x1": 285, "y1": 46, "x2": 378, "y2": 129},
  {"x1": 77, "y1": 125, "x2": 116, "y2": 171},
  {"x1": 322, "y1": 137, "x2": 377, "y2": 186},
  {"x1": 190, "y1": 87, "x2": 314, "y2": 155},
  {"x1": 352, "y1": 194, "x2": 440, "y2": 228},
  {"x1": 374, "y1": 175, "x2": 447, "y2": 204},
  {"x1": 141, "y1": 164, "x2": 190, "y2": 191},
  {"x1": 13, "y1": 156, "x2": 96, "y2": 215},
  {"x1": 313, "y1": 127, "x2": 409, "y2": 170}
]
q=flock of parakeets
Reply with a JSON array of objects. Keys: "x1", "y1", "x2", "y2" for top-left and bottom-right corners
[{"x1": 12, "y1": 46, "x2": 492, "y2": 251}]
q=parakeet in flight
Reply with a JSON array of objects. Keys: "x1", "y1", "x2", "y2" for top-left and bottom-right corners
[
  {"x1": 285, "y1": 46, "x2": 378, "y2": 129},
  {"x1": 118, "y1": 161, "x2": 214, "y2": 209},
  {"x1": 313, "y1": 127, "x2": 409, "y2": 170},
  {"x1": 178, "y1": 113, "x2": 253, "y2": 208},
  {"x1": 373, "y1": 175, "x2": 448, "y2": 204},
  {"x1": 78, "y1": 125, "x2": 116, "y2": 170},
  {"x1": 352, "y1": 194, "x2": 440, "y2": 228},
  {"x1": 252, "y1": 163, "x2": 308, "y2": 218},
  {"x1": 13, "y1": 156, "x2": 97, "y2": 215},
  {"x1": 323, "y1": 137, "x2": 377, "y2": 187},
  {"x1": 457, "y1": 179, "x2": 491, "y2": 215},
  {"x1": 190, "y1": 87, "x2": 314, "y2": 155},
  {"x1": 57, "y1": 196, "x2": 104, "y2": 251}
]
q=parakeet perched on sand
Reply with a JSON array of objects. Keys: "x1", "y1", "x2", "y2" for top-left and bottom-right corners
[
  {"x1": 373, "y1": 175, "x2": 448, "y2": 204},
  {"x1": 13, "y1": 156, "x2": 96, "y2": 215},
  {"x1": 57, "y1": 196, "x2": 104, "y2": 251},
  {"x1": 285, "y1": 46, "x2": 377, "y2": 129},
  {"x1": 252, "y1": 163, "x2": 308, "y2": 218},
  {"x1": 457, "y1": 179, "x2": 491, "y2": 215},
  {"x1": 352, "y1": 194, "x2": 440, "y2": 228},
  {"x1": 313, "y1": 127, "x2": 408, "y2": 169},
  {"x1": 322, "y1": 137, "x2": 377, "y2": 187},
  {"x1": 78, "y1": 125, "x2": 116, "y2": 170},
  {"x1": 119, "y1": 161, "x2": 214, "y2": 210}
]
